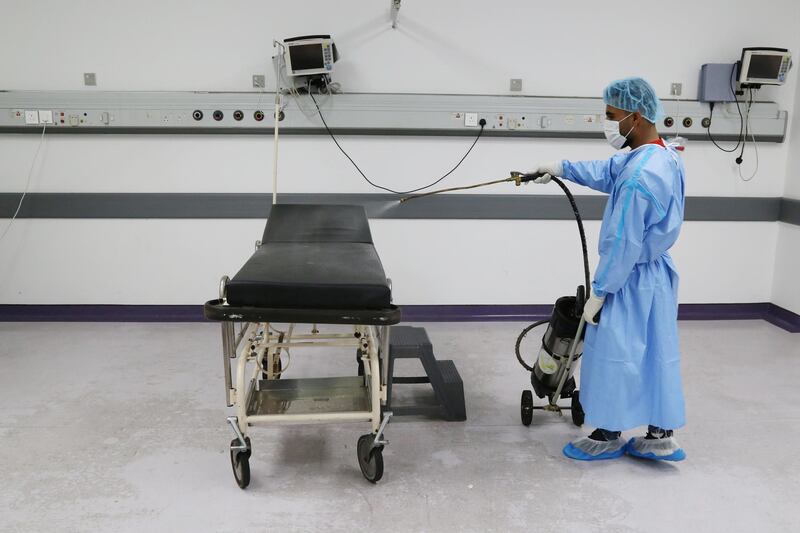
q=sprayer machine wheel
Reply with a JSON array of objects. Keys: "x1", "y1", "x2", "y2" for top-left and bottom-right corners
[
  {"x1": 571, "y1": 390, "x2": 585, "y2": 427},
  {"x1": 521, "y1": 390, "x2": 534, "y2": 426}
]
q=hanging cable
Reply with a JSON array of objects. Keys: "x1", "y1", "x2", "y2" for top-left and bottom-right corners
[
  {"x1": 705, "y1": 65, "x2": 744, "y2": 153},
  {"x1": 738, "y1": 88, "x2": 759, "y2": 182},
  {"x1": 0, "y1": 123, "x2": 47, "y2": 244},
  {"x1": 735, "y1": 88, "x2": 752, "y2": 165},
  {"x1": 308, "y1": 91, "x2": 485, "y2": 195}
]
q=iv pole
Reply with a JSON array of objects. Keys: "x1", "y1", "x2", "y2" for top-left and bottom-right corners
[{"x1": 271, "y1": 40, "x2": 285, "y2": 205}]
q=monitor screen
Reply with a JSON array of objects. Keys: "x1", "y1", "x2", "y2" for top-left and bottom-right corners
[
  {"x1": 289, "y1": 44, "x2": 324, "y2": 71},
  {"x1": 747, "y1": 54, "x2": 783, "y2": 79}
]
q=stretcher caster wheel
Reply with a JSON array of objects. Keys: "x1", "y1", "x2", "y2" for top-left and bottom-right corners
[
  {"x1": 571, "y1": 390, "x2": 585, "y2": 427},
  {"x1": 521, "y1": 390, "x2": 534, "y2": 426},
  {"x1": 357, "y1": 434, "x2": 384, "y2": 483},
  {"x1": 230, "y1": 437, "x2": 251, "y2": 489}
]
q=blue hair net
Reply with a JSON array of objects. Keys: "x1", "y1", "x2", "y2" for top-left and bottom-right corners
[{"x1": 603, "y1": 77, "x2": 664, "y2": 124}]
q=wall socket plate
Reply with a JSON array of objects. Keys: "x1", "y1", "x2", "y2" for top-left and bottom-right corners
[
  {"x1": 510, "y1": 78, "x2": 523, "y2": 92},
  {"x1": 38, "y1": 110, "x2": 54, "y2": 124},
  {"x1": 252, "y1": 75, "x2": 266, "y2": 89},
  {"x1": 84, "y1": 73, "x2": 97, "y2": 86},
  {"x1": 670, "y1": 82, "x2": 682, "y2": 96}
]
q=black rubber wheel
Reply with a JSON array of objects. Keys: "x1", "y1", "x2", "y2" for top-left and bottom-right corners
[
  {"x1": 571, "y1": 390, "x2": 585, "y2": 427},
  {"x1": 356, "y1": 349, "x2": 364, "y2": 376},
  {"x1": 560, "y1": 376, "x2": 577, "y2": 399},
  {"x1": 262, "y1": 355, "x2": 282, "y2": 380},
  {"x1": 230, "y1": 437, "x2": 251, "y2": 489},
  {"x1": 357, "y1": 434, "x2": 384, "y2": 483},
  {"x1": 521, "y1": 390, "x2": 534, "y2": 426}
]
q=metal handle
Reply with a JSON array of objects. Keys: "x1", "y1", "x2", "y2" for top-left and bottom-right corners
[
  {"x1": 550, "y1": 316, "x2": 586, "y2": 405},
  {"x1": 219, "y1": 275, "x2": 230, "y2": 301}
]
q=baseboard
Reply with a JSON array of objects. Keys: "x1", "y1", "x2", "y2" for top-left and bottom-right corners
[
  {"x1": 0, "y1": 305, "x2": 203, "y2": 322},
  {"x1": 398, "y1": 305, "x2": 553, "y2": 322},
  {"x1": 0, "y1": 303, "x2": 797, "y2": 332},
  {"x1": 763, "y1": 305, "x2": 800, "y2": 333}
]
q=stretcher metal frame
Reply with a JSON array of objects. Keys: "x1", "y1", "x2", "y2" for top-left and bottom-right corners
[{"x1": 205, "y1": 275, "x2": 400, "y2": 486}]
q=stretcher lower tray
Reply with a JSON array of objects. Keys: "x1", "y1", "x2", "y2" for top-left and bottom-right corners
[
  {"x1": 248, "y1": 377, "x2": 371, "y2": 417},
  {"x1": 204, "y1": 298, "x2": 401, "y2": 325}
]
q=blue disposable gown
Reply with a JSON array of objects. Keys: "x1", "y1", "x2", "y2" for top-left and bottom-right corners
[{"x1": 562, "y1": 143, "x2": 686, "y2": 431}]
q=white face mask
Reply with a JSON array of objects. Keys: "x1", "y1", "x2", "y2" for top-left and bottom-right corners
[{"x1": 603, "y1": 112, "x2": 636, "y2": 150}]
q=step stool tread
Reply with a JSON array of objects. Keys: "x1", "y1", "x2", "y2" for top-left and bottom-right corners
[
  {"x1": 437, "y1": 360, "x2": 463, "y2": 384},
  {"x1": 389, "y1": 326, "x2": 432, "y2": 349}
]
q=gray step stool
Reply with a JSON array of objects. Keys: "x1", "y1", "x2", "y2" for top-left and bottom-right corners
[{"x1": 386, "y1": 326, "x2": 466, "y2": 421}]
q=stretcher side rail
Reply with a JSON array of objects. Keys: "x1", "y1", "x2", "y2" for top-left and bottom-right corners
[{"x1": 204, "y1": 298, "x2": 401, "y2": 326}]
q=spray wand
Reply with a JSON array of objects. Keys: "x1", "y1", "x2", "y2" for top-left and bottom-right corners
[
  {"x1": 399, "y1": 171, "x2": 545, "y2": 203},
  {"x1": 400, "y1": 170, "x2": 591, "y2": 305},
  {"x1": 400, "y1": 170, "x2": 594, "y2": 379}
]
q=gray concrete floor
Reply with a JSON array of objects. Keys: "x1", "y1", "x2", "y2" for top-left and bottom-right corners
[{"x1": 0, "y1": 320, "x2": 798, "y2": 533}]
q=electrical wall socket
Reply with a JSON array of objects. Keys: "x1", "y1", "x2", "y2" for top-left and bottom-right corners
[
  {"x1": 510, "y1": 78, "x2": 523, "y2": 91},
  {"x1": 670, "y1": 82, "x2": 682, "y2": 96},
  {"x1": 252, "y1": 74, "x2": 266, "y2": 88},
  {"x1": 84, "y1": 73, "x2": 97, "y2": 86}
]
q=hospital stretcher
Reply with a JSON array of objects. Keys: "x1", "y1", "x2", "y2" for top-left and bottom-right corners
[{"x1": 204, "y1": 204, "x2": 400, "y2": 487}]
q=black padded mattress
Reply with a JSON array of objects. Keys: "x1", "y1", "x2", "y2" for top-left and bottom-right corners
[
  {"x1": 225, "y1": 204, "x2": 392, "y2": 310},
  {"x1": 261, "y1": 204, "x2": 374, "y2": 244}
]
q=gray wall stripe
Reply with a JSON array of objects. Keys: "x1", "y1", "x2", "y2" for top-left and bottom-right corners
[
  {"x1": 780, "y1": 198, "x2": 800, "y2": 226},
  {"x1": 0, "y1": 193, "x2": 787, "y2": 222},
  {"x1": 0, "y1": 126, "x2": 776, "y2": 142}
]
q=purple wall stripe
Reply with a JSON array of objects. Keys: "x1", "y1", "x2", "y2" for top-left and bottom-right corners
[
  {"x1": 0, "y1": 305, "x2": 204, "y2": 323},
  {"x1": 0, "y1": 303, "x2": 797, "y2": 332}
]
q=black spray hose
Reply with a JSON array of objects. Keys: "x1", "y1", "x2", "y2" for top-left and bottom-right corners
[
  {"x1": 515, "y1": 319, "x2": 547, "y2": 372},
  {"x1": 548, "y1": 176, "x2": 591, "y2": 298},
  {"x1": 401, "y1": 171, "x2": 592, "y2": 372},
  {"x1": 513, "y1": 174, "x2": 591, "y2": 372},
  {"x1": 403, "y1": 172, "x2": 591, "y2": 291}
]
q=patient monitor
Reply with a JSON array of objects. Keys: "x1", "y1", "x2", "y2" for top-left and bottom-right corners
[
  {"x1": 283, "y1": 35, "x2": 338, "y2": 77},
  {"x1": 738, "y1": 47, "x2": 792, "y2": 88}
]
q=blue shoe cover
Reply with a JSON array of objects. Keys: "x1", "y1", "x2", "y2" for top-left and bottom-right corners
[
  {"x1": 624, "y1": 437, "x2": 686, "y2": 462},
  {"x1": 563, "y1": 438, "x2": 626, "y2": 461}
]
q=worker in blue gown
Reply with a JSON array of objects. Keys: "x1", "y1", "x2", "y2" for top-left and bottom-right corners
[{"x1": 529, "y1": 77, "x2": 687, "y2": 461}]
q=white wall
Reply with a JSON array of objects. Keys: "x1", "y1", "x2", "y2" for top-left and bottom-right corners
[
  {"x1": 1, "y1": 0, "x2": 799, "y2": 306},
  {"x1": 772, "y1": 68, "x2": 800, "y2": 314},
  {"x1": 0, "y1": 218, "x2": 778, "y2": 305},
  {"x1": 772, "y1": 224, "x2": 800, "y2": 314}
]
